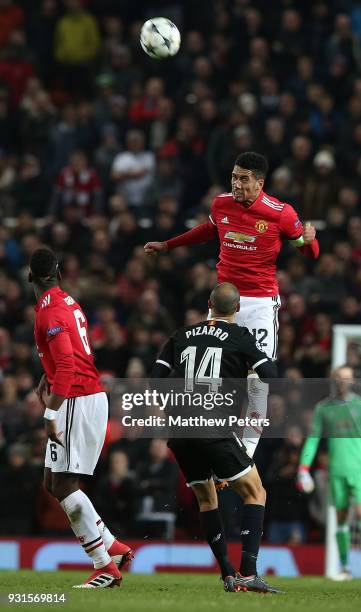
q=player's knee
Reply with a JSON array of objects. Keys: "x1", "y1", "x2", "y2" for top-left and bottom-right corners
[
  {"x1": 246, "y1": 483, "x2": 265, "y2": 505},
  {"x1": 234, "y1": 476, "x2": 265, "y2": 505},
  {"x1": 193, "y1": 485, "x2": 218, "y2": 511},
  {"x1": 258, "y1": 484, "x2": 266, "y2": 505},
  {"x1": 199, "y1": 500, "x2": 218, "y2": 512},
  {"x1": 51, "y1": 483, "x2": 64, "y2": 502}
]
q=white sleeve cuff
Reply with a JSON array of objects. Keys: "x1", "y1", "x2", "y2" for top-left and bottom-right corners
[
  {"x1": 156, "y1": 359, "x2": 172, "y2": 369},
  {"x1": 252, "y1": 357, "x2": 268, "y2": 370}
]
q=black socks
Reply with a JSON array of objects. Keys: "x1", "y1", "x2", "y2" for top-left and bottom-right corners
[
  {"x1": 199, "y1": 509, "x2": 235, "y2": 579},
  {"x1": 240, "y1": 504, "x2": 265, "y2": 576}
]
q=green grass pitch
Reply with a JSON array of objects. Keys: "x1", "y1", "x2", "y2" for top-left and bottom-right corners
[{"x1": 0, "y1": 571, "x2": 361, "y2": 612}]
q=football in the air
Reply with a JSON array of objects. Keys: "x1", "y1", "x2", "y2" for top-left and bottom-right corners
[{"x1": 140, "y1": 17, "x2": 181, "y2": 59}]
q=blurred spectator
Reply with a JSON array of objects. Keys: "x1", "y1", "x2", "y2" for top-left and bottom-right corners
[
  {"x1": 50, "y1": 150, "x2": 103, "y2": 218},
  {"x1": 111, "y1": 129, "x2": 155, "y2": 212},
  {"x1": 93, "y1": 450, "x2": 135, "y2": 536},
  {"x1": 0, "y1": 150, "x2": 16, "y2": 215},
  {"x1": 266, "y1": 427, "x2": 309, "y2": 544},
  {"x1": 302, "y1": 150, "x2": 340, "y2": 219},
  {"x1": 27, "y1": 0, "x2": 58, "y2": 86},
  {"x1": 54, "y1": 0, "x2": 100, "y2": 95},
  {"x1": 129, "y1": 77, "x2": 164, "y2": 126},
  {"x1": 47, "y1": 104, "x2": 79, "y2": 176},
  {"x1": 0, "y1": 443, "x2": 40, "y2": 534},
  {"x1": 135, "y1": 439, "x2": 179, "y2": 539},
  {"x1": 0, "y1": 1, "x2": 24, "y2": 49},
  {"x1": 13, "y1": 155, "x2": 50, "y2": 217},
  {"x1": 0, "y1": 29, "x2": 34, "y2": 108}
]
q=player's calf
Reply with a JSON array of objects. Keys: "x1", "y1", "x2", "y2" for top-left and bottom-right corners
[
  {"x1": 192, "y1": 481, "x2": 236, "y2": 582},
  {"x1": 242, "y1": 373, "x2": 269, "y2": 458}
]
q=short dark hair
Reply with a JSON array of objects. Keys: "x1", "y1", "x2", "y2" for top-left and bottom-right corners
[
  {"x1": 210, "y1": 283, "x2": 240, "y2": 316},
  {"x1": 29, "y1": 247, "x2": 58, "y2": 282},
  {"x1": 234, "y1": 152, "x2": 268, "y2": 179}
]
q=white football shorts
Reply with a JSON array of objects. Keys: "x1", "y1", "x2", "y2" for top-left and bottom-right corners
[
  {"x1": 208, "y1": 295, "x2": 281, "y2": 360},
  {"x1": 45, "y1": 392, "x2": 108, "y2": 475},
  {"x1": 235, "y1": 295, "x2": 281, "y2": 359}
]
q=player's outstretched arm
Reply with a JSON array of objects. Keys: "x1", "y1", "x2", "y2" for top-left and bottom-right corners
[
  {"x1": 144, "y1": 219, "x2": 217, "y2": 255},
  {"x1": 144, "y1": 241, "x2": 168, "y2": 255}
]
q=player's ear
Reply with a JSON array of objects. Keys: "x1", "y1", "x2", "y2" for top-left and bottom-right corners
[
  {"x1": 236, "y1": 302, "x2": 240, "y2": 312},
  {"x1": 56, "y1": 263, "x2": 62, "y2": 281}
]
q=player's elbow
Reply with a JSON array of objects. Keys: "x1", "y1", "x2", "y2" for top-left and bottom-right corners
[{"x1": 256, "y1": 360, "x2": 278, "y2": 380}]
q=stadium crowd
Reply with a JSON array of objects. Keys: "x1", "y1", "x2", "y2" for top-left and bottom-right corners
[{"x1": 1, "y1": 0, "x2": 361, "y2": 544}]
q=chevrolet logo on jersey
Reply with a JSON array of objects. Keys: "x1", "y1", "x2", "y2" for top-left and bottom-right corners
[{"x1": 224, "y1": 231, "x2": 256, "y2": 243}]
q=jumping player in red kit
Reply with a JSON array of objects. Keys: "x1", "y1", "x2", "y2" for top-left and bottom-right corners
[
  {"x1": 145, "y1": 152, "x2": 319, "y2": 456},
  {"x1": 30, "y1": 247, "x2": 133, "y2": 588}
]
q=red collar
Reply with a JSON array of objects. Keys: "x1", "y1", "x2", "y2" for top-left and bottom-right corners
[{"x1": 34, "y1": 286, "x2": 62, "y2": 312}]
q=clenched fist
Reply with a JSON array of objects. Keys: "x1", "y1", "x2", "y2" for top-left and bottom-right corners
[
  {"x1": 144, "y1": 241, "x2": 168, "y2": 255},
  {"x1": 302, "y1": 222, "x2": 316, "y2": 245}
]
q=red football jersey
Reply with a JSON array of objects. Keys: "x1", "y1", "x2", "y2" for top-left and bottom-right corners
[
  {"x1": 209, "y1": 190, "x2": 304, "y2": 297},
  {"x1": 34, "y1": 287, "x2": 103, "y2": 398}
]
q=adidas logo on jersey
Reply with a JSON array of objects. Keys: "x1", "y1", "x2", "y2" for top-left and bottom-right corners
[
  {"x1": 221, "y1": 216, "x2": 229, "y2": 224},
  {"x1": 41, "y1": 295, "x2": 51, "y2": 308}
]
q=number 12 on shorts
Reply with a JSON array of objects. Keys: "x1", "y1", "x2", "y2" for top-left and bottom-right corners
[{"x1": 251, "y1": 328, "x2": 268, "y2": 348}]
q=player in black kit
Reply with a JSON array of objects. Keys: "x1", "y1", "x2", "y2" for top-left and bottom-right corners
[{"x1": 151, "y1": 283, "x2": 282, "y2": 594}]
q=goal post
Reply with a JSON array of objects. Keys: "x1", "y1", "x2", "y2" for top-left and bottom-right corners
[{"x1": 325, "y1": 325, "x2": 361, "y2": 577}]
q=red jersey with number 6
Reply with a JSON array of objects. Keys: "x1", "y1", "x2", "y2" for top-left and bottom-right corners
[{"x1": 34, "y1": 286, "x2": 103, "y2": 398}]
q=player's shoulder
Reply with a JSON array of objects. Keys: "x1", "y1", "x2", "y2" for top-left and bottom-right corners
[
  {"x1": 261, "y1": 191, "x2": 297, "y2": 211},
  {"x1": 37, "y1": 290, "x2": 77, "y2": 321},
  {"x1": 212, "y1": 192, "x2": 233, "y2": 207},
  {"x1": 233, "y1": 324, "x2": 254, "y2": 340},
  {"x1": 347, "y1": 392, "x2": 361, "y2": 404},
  {"x1": 315, "y1": 396, "x2": 333, "y2": 411},
  {"x1": 260, "y1": 191, "x2": 287, "y2": 212}
]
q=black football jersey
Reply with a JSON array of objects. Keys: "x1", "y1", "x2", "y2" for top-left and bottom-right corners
[{"x1": 155, "y1": 318, "x2": 269, "y2": 383}]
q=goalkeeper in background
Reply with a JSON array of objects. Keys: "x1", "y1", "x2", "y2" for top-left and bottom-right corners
[{"x1": 297, "y1": 365, "x2": 361, "y2": 581}]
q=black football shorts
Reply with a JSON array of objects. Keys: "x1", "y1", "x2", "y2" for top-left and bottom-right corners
[{"x1": 168, "y1": 434, "x2": 254, "y2": 486}]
